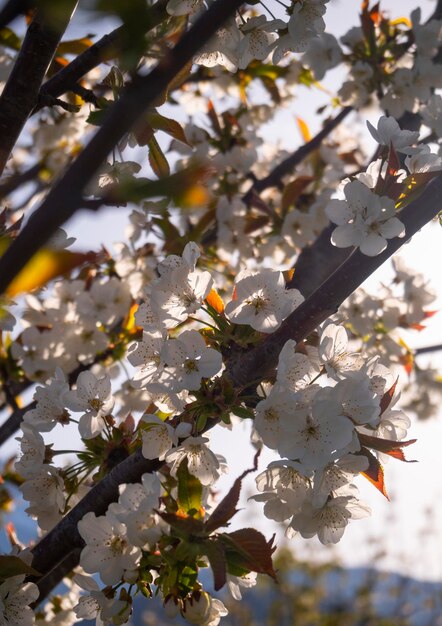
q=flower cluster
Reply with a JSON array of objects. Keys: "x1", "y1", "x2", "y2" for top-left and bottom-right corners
[{"x1": 251, "y1": 322, "x2": 411, "y2": 543}]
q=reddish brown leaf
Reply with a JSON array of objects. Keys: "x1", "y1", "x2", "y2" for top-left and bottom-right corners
[
  {"x1": 281, "y1": 176, "x2": 314, "y2": 211},
  {"x1": 207, "y1": 100, "x2": 222, "y2": 136},
  {"x1": 359, "y1": 433, "x2": 417, "y2": 462},
  {"x1": 380, "y1": 377, "x2": 398, "y2": 415},
  {"x1": 204, "y1": 539, "x2": 227, "y2": 590},
  {"x1": 205, "y1": 451, "x2": 260, "y2": 533},
  {"x1": 358, "y1": 448, "x2": 389, "y2": 500},
  {"x1": 222, "y1": 528, "x2": 277, "y2": 579},
  {"x1": 387, "y1": 142, "x2": 401, "y2": 176}
]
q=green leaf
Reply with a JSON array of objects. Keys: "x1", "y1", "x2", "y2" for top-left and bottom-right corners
[
  {"x1": 148, "y1": 136, "x2": 170, "y2": 178},
  {"x1": 56, "y1": 37, "x2": 94, "y2": 56},
  {"x1": 0, "y1": 556, "x2": 40, "y2": 582},
  {"x1": 0, "y1": 27, "x2": 21, "y2": 51},
  {"x1": 85, "y1": 100, "x2": 112, "y2": 126},
  {"x1": 231, "y1": 406, "x2": 255, "y2": 420},
  {"x1": 177, "y1": 458, "x2": 203, "y2": 517},
  {"x1": 147, "y1": 112, "x2": 191, "y2": 146},
  {"x1": 157, "y1": 512, "x2": 206, "y2": 539}
]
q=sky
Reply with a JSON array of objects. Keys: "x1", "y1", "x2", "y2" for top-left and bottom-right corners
[{"x1": 1, "y1": 0, "x2": 442, "y2": 584}]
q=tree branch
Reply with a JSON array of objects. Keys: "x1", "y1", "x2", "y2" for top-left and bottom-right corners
[
  {"x1": 0, "y1": 0, "x2": 33, "y2": 30},
  {"x1": 32, "y1": 451, "x2": 161, "y2": 601},
  {"x1": 415, "y1": 343, "x2": 442, "y2": 355},
  {"x1": 0, "y1": 2, "x2": 77, "y2": 176},
  {"x1": 243, "y1": 106, "x2": 353, "y2": 203},
  {"x1": 0, "y1": 162, "x2": 41, "y2": 200},
  {"x1": 0, "y1": 0, "x2": 245, "y2": 296},
  {"x1": 227, "y1": 172, "x2": 442, "y2": 387},
  {"x1": 36, "y1": 0, "x2": 169, "y2": 108}
]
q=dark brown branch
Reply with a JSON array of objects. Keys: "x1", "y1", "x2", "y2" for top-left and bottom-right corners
[
  {"x1": 415, "y1": 343, "x2": 442, "y2": 355},
  {"x1": 0, "y1": 2, "x2": 77, "y2": 176},
  {"x1": 0, "y1": 403, "x2": 34, "y2": 445},
  {"x1": 0, "y1": 0, "x2": 33, "y2": 30},
  {"x1": 32, "y1": 451, "x2": 161, "y2": 601},
  {"x1": 36, "y1": 0, "x2": 169, "y2": 108},
  {"x1": 0, "y1": 0, "x2": 245, "y2": 296},
  {"x1": 0, "y1": 162, "x2": 41, "y2": 200},
  {"x1": 32, "y1": 548, "x2": 82, "y2": 607},
  {"x1": 287, "y1": 225, "x2": 354, "y2": 298},
  {"x1": 243, "y1": 106, "x2": 353, "y2": 203},
  {"x1": 227, "y1": 172, "x2": 442, "y2": 387}
]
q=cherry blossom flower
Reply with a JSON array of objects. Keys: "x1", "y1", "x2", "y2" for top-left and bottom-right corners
[
  {"x1": 326, "y1": 179, "x2": 405, "y2": 256},
  {"x1": 78, "y1": 512, "x2": 141, "y2": 585},
  {"x1": 302, "y1": 32, "x2": 341, "y2": 79},
  {"x1": 318, "y1": 323, "x2": 364, "y2": 380},
  {"x1": 404, "y1": 145, "x2": 442, "y2": 173},
  {"x1": 15, "y1": 424, "x2": 46, "y2": 478},
  {"x1": 225, "y1": 268, "x2": 304, "y2": 333},
  {"x1": 64, "y1": 371, "x2": 115, "y2": 439},
  {"x1": 142, "y1": 243, "x2": 213, "y2": 331},
  {"x1": 254, "y1": 388, "x2": 300, "y2": 450},
  {"x1": 237, "y1": 16, "x2": 283, "y2": 69},
  {"x1": 194, "y1": 21, "x2": 241, "y2": 72},
  {"x1": 166, "y1": 436, "x2": 221, "y2": 485},
  {"x1": 20, "y1": 465, "x2": 66, "y2": 530},
  {"x1": 312, "y1": 455, "x2": 369, "y2": 506},
  {"x1": 161, "y1": 330, "x2": 223, "y2": 392},
  {"x1": 128, "y1": 330, "x2": 165, "y2": 387},
  {"x1": 276, "y1": 340, "x2": 321, "y2": 391},
  {"x1": 366, "y1": 116, "x2": 419, "y2": 154},
  {"x1": 23, "y1": 368, "x2": 70, "y2": 432},
  {"x1": 140, "y1": 414, "x2": 191, "y2": 460},
  {"x1": 0, "y1": 577, "x2": 39, "y2": 626},
  {"x1": 287, "y1": 493, "x2": 371, "y2": 544},
  {"x1": 278, "y1": 388, "x2": 356, "y2": 470},
  {"x1": 287, "y1": 0, "x2": 329, "y2": 52}
]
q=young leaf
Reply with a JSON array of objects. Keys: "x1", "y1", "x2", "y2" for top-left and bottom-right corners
[
  {"x1": 379, "y1": 377, "x2": 398, "y2": 415},
  {"x1": 148, "y1": 136, "x2": 170, "y2": 178},
  {"x1": 203, "y1": 539, "x2": 227, "y2": 590},
  {"x1": 205, "y1": 450, "x2": 260, "y2": 533},
  {"x1": 147, "y1": 111, "x2": 190, "y2": 146},
  {"x1": 177, "y1": 458, "x2": 204, "y2": 517},
  {"x1": 205, "y1": 289, "x2": 225, "y2": 314},
  {"x1": 3, "y1": 245, "x2": 98, "y2": 297},
  {"x1": 157, "y1": 511, "x2": 206, "y2": 538},
  {"x1": 56, "y1": 37, "x2": 93, "y2": 56},
  {"x1": 358, "y1": 447, "x2": 389, "y2": 500},
  {"x1": 221, "y1": 528, "x2": 277, "y2": 579},
  {"x1": 0, "y1": 555, "x2": 40, "y2": 582},
  {"x1": 359, "y1": 433, "x2": 417, "y2": 462}
]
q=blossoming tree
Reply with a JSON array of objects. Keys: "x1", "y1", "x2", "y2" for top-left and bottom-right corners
[{"x1": 0, "y1": 0, "x2": 442, "y2": 623}]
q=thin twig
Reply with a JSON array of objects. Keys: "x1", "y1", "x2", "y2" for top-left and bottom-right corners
[
  {"x1": 35, "y1": 0, "x2": 169, "y2": 109},
  {"x1": 0, "y1": 162, "x2": 41, "y2": 200},
  {"x1": 243, "y1": 106, "x2": 353, "y2": 203},
  {"x1": 415, "y1": 343, "x2": 442, "y2": 355}
]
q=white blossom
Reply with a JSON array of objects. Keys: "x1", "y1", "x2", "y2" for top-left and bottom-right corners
[{"x1": 225, "y1": 268, "x2": 303, "y2": 332}]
